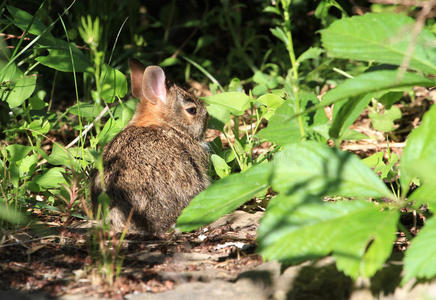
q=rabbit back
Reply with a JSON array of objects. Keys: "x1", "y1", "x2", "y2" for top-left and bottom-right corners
[{"x1": 102, "y1": 125, "x2": 209, "y2": 234}]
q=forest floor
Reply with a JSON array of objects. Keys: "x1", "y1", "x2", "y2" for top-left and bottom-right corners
[
  {"x1": 1, "y1": 88, "x2": 436, "y2": 300},
  {"x1": 1, "y1": 209, "x2": 436, "y2": 300}
]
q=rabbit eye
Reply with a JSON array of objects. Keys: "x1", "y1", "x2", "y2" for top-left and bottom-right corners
[{"x1": 186, "y1": 106, "x2": 197, "y2": 115}]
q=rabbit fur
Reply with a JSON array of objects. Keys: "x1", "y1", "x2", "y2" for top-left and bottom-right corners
[{"x1": 91, "y1": 59, "x2": 209, "y2": 235}]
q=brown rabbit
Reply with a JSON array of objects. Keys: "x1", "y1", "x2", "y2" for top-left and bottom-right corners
[{"x1": 91, "y1": 59, "x2": 209, "y2": 235}]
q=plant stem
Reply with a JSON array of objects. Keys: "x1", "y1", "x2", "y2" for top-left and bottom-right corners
[{"x1": 281, "y1": 0, "x2": 305, "y2": 139}]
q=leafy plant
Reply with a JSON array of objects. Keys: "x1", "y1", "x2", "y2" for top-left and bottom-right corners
[{"x1": 177, "y1": 8, "x2": 436, "y2": 284}]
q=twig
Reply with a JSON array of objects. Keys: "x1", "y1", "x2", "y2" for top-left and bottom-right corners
[
  {"x1": 341, "y1": 142, "x2": 405, "y2": 151},
  {"x1": 65, "y1": 105, "x2": 109, "y2": 149}
]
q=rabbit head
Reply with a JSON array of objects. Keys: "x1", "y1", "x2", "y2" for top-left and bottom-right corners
[{"x1": 128, "y1": 59, "x2": 208, "y2": 140}]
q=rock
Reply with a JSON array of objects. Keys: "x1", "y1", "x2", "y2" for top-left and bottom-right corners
[{"x1": 125, "y1": 280, "x2": 265, "y2": 300}]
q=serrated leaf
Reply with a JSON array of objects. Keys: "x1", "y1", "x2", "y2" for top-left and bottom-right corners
[
  {"x1": 176, "y1": 163, "x2": 273, "y2": 232},
  {"x1": 258, "y1": 196, "x2": 398, "y2": 279},
  {"x1": 322, "y1": 71, "x2": 434, "y2": 108},
  {"x1": 35, "y1": 167, "x2": 66, "y2": 189},
  {"x1": 202, "y1": 92, "x2": 250, "y2": 115},
  {"x1": 320, "y1": 13, "x2": 436, "y2": 74},
  {"x1": 400, "y1": 104, "x2": 436, "y2": 192},
  {"x1": 211, "y1": 154, "x2": 231, "y2": 178},
  {"x1": 271, "y1": 142, "x2": 393, "y2": 199},
  {"x1": 100, "y1": 64, "x2": 127, "y2": 103},
  {"x1": 403, "y1": 217, "x2": 436, "y2": 284},
  {"x1": 369, "y1": 105, "x2": 401, "y2": 132}
]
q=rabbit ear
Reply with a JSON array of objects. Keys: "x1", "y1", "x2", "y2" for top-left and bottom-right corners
[
  {"x1": 128, "y1": 58, "x2": 146, "y2": 99},
  {"x1": 142, "y1": 66, "x2": 167, "y2": 104}
]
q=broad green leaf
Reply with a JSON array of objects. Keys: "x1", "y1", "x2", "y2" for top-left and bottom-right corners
[
  {"x1": 379, "y1": 91, "x2": 404, "y2": 109},
  {"x1": 320, "y1": 13, "x2": 436, "y2": 74},
  {"x1": 202, "y1": 92, "x2": 250, "y2": 115},
  {"x1": 26, "y1": 118, "x2": 51, "y2": 136},
  {"x1": 257, "y1": 100, "x2": 302, "y2": 145},
  {"x1": 47, "y1": 144, "x2": 76, "y2": 168},
  {"x1": 97, "y1": 118, "x2": 124, "y2": 146},
  {"x1": 7, "y1": 5, "x2": 53, "y2": 38},
  {"x1": 19, "y1": 153, "x2": 38, "y2": 176},
  {"x1": 29, "y1": 90, "x2": 47, "y2": 110},
  {"x1": 100, "y1": 64, "x2": 127, "y2": 103},
  {"x1": 256, "y1": 93, "x2": 285, "y2": 120},
  {"x1": 35, "y1": 167, "x2": 66, "y2": 189},
  {"x1": 296, "y1": 47, "x2": 324, "y2": 64},
  {"x1": 176, "y1": 163, "x2": 273, "y2": 232},
  {"x1": 69, "y1": 102, "x2": 103, "y2": 120},
  {"x1": 253, "y1": 72, "x2": 278, "y2": 89},
  {"x1": 2, "y1": 75, "x2": 36, "y2": 108},
  {"x1": 369, "y1": 105, "x2": 402, "y2": 133},
  {"x1": 211, "y1": 154, "x2": 231, "y2": 179},
  {"x1": 36, "y1": 46, "x2": 91, "y2": 73},
  {"x1": 322, "y1": 71, "x2": 434, "y2": 108},
  {"x1": 400, "y1": 104, "x2": 436, "y2": 192},
  {"x1": 206, "y1": 103, "x2": 231, "y2": 130},
  {"x1": 271, "y1": 142, "x2": 393, "y2": 199},
  {"x1": 6, "y1": 144, "x2": 32, "y2": 162},
  {"x1": 403, "y1": 217, "x2": 436, "y2": 284},
  {"x1": 258, "y1": 196, "x2": 398, "y2": 279},
  {"x1": 330, "y1": 94, "x2": 373, "y2": 139}
]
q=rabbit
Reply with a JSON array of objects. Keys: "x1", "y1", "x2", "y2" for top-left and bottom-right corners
[{"x1": 91, "y1": 58, "x2": 209, "y2": 236}]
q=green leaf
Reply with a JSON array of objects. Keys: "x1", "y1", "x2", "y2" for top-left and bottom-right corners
[
  {"x1": 100, "y1": 64, "x2": 127, "y2": 103},
  {"x1": 19, "y1": 153, "x2": 38, "y2": 176},
  {"x1": 369, "y1": 105, "x2": 402, "y2": 132},
  {"x1": 403, "y1": 216, "x2": 436, "y2": 284},
  {"x1": 26, "y1": 118, "x2": 51, "y2": 136},
  {"x1": 253, "y1": 72, "x2": 278, "y2": 89},
  {"x1": 257, "y1": 100, "x2": 301, "y2": 145},
  {"x1": 330, "y1": 94, "x2": 372, "y2": 139},
  {"x1": 1, "y1": 75, "x2": 37, "y2": 108},
  {"x1": 6, "y1": 144, "x2": 32, "y2": 162},
  {"x1": 270, "y1": 27, "x2": 288, "y2": 44},
  {"x1": 36, "y1": 46, "x2": 91, "y2": 73},
  {"x1": 322, "y1": 71, "x2": 434, "y2": 108},
  {"x1": 296, "y1": 47, "x2": 324, "y2": 64},
  {"x1": 97, "y1": 118, "x2": 124, "y2": 146},
  {"x1": 69, "y1": 102, "x2": 103, "y2": 120},
  {"x1": 35, "y1": 167, "x2": 66, "y2": 189},
  {"x1": 7, "y1": 5, "x2": 53, "y2": 38},
  {"x1": 211, "y1": 154, "x2": 231, "y2": 179},
  {"x1": 400, "y1": 104, "x2": 436, "y2": 192},
  {"x1": 256, "y1": 93, "x2": 285, "y2": 120},
  {"x1": 202, "y1": 92, "x2": 250, "y2": 115},
  {"x1": 176, "y1": 163, "x2": 273, "y2": 232},
  {"x1": 47, "y1": 144, "x2": 76, "y2": 168},
  {"x1": 258, "y1": 195, "x2": 398, "y2": 279},
  {"x1": 271, "y1": 142, "x2": 393, "y2": 199},
  {"x1": 320, "y1": 13, "x2": 436, "y2": 74},
  {"x1": 206, "y1": 103, "x2": 231, "y2": 130}
]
